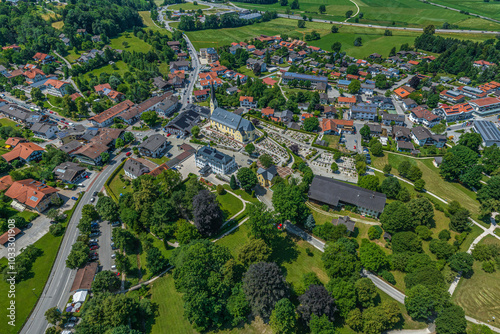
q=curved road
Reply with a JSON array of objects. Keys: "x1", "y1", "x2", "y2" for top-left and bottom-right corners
[
  {"x1": 344, "y1": 0, "x2": 360, "y2": 23},
  {"x1": 20, "y1": 153, "x2": 125, "y2": 334}
]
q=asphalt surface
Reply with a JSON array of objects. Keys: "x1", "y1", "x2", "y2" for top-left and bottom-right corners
[{"x1": 20, "y1": 153, "x2": 125, "y2": 334}]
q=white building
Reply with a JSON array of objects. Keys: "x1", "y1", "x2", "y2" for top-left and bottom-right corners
[{"x1": 195, "y1": 146, "x2": 237, "y2": 175}]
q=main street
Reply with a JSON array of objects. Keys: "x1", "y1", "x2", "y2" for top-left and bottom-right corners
[{"x1": 20, "y1": 153, "x2": 125, "y2": 334}]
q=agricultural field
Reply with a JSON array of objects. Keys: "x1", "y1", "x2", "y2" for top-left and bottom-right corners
[
  {"x1": 452, "y1": 235, "x2": 500, "y2": 323},
  {"x1": 235, "y1": 0, "x2": 500, "y2": 30},
  {"x1": 183, "y1": 18, "x2": 493, "y2": 58},
  {"x1": 168, "y1": 3, "x2": 210, "y2": 11},
  {"x1": 431, "y1": 0, "x2": 500, "y2": 22},
  {"x1": 109, "y1": 32, "x2": 153, "y2": 53}
]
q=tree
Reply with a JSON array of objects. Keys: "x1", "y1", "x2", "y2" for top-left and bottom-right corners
[
  {"x1": 331, "y1": 162, "x2": 338, "y2": 172},
  {"x1": 243, "y1": 262, "x2": 289, "y2": 319},
  {"x1": 100, "y1": 152, "x2": 110, "y2": 164},
  {"x1": 272, "y1": 182, "x2": 309, "y2": 224},
  {"x1": 345, "y1": 10, "x2": 353, "y2": 18},
  {"x1": 435, "y1": 304, "x2": 467, "y2": 334},
  {"x1": 96, "y1": 196, "x2": 119, "y2": 222},
  {"x1": 405, "y1": 285, "x2": 434, "y2": 320},
  {"x1": 238, "y1": 239, "x2": 271, "y2": 267},
  {"x1": 379, "y1": 177, "x2": 401, "y2": 199},
  {"x1": 247, "y1": 202, "x2": 278, "y2": 244},
  {"x1": 424, "y1": 24, "x2": 435, "y2": 35},
  {"x1": 360, "y1": 125, "x2": 371, "y2": 140},
  {"x1": 290, "y1": 0, "x2": 299, "y2": 9},
  {"x1": 331, "y1": 26, "x2": 339, "y2": 33},
  {"x1": 331, "y1": 42, "x2": 342, "y2": 53},
  {"x1": 115, "y1": 137, "x2": 124, "y2": 149},
  {"x1": 140, "y1": 110, "x2": 159, "y2": 126},
  {"x1": 440, "y1": 145, "x2": 478, "y2": 181},
  {"x1": 237, "y1": 167, "x2": 258, "y2": 192},
  {"x1": 229, "y1": 175, "x2": 238, "y2": 192},
  {"x1": 355, "y1": 277, "x2": 378, "y2": 308},
  {"x1": 49, "y1": 223, "x2": 64, "y2": 236},
  {"x1": 305, "y1": 214, "x2": 316, "y2": 231},
  {"x1": 448, "y1": 252, "x2": 474, "y2": 277},
  {"x1": 358, "y1": 175, "x2": 379, "y2": 191},
  {"x1": 298, "y1": 285, "x2": 337, "y2": 323},
  {"x1": 45, "y1": 307, "x2": 62, "y2": 325},
  {"x1": 259, "y1": 154, "x2": 274, "y2": 168},
  {"x1": 415, "y1": 226, "x2": 433, "y2": 240},
  {"x1": 92, "y1": 270, "x2": 121, "y2": 292},
  {"x1": 368, "y1": 226, "x2": 382, "y2": 240},
  {"x1": 270, "y1": 298, "x2": 297, "y2": 334},
  {"x1": 383, "y1": 164, "x2": 392, "y2": 175},
  {"x1": 406, "y1": 197, "x2": 434, "y2": 227},
  {"x1": 348, "y1": 80, "x2": 361, "y2": 94},
  {"x1": 309, "y1": 314, "x2": 336, "y2": 334},
  {"x1": 191, "y1": 125, "x2": 200, "y2": 138},
  {"x1": 398, "y1": 160, "x2": 412, "y2": 177},
  {"x1": 407, "y1": 166, "x2": 422, "y2": 182},
  {"x1": 318, "y1": 4, "x2": 326, "y2": 13},
  {"x1": 371, "y1": 142, "x2": 383, "y2": 156},
  {"x1": 346, "y1": 308, "x2": 363, "y2": 332},
  {"x1": 146, "y1": 246, "x2": 168, "y2": 276},
  {"x1": 361, "y1": 301, "x2": 401, "y2": 334},
  {"x1": 303, "y1": 117, "x2": 319, "y2": 132},
  {"x1": 66, "y1": 241, "x2": 89, "y2": 269},
  {"x1": 227, "y1": 284, "x2": 251, "y2": 326},
  {"x1": 414, "y1": 179, "x2": 425, "y2": 192},
  {"x1": 123, "y1": 132, "x2": 134, "y2": 143},
  {"x1": 322, "y1": 239, "x2": 361, "y2": 279},
  {"x1": 245, "y1": 143, "x2": 256, "y2": 154},
  {"x1": 359, "y1": 239, "x2": 388, "y2": 272},
  {"x1": 353, "y1": 37, "x2": 362, "y2": 46},
  {"x1": 298, "y1": 20, "x2": 306, "y2": 28},
  {"x1": 174, "y1": 219, "x2": 201, "y2": 245},
  {"x1": 449, "y1": 208, "x2": 470, "y2": 232},
  {"x1": 380, "y1": 201, "x2": 412, "y2": 234},
  {"x1": 392, "y1": 231, "x2": 422, "y2": 253},
  {"x1": 193, "y1": 189, "x2": 224, "y2": 236},
  {"x1": 458, "y1": 132, "x2": 482, "y2": 152},
  {"x1": 429, "y1": 239, "x2": 455, "y2": 260},
  {"x1": 459, "y1": 165, "x2": 483, "y2": 189}
]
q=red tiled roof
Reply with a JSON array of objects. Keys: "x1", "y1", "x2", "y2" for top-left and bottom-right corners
[
  {"x1": 0, "y1": 227, "x2": 21, "y2": 245},
  {"x1": 2, "y1": 142, "x2": 44, "y2": 162},
  {"x1": 5, "y1": 179, "x2": 58, "y2": 209},
  {"x1": 0, "y1": 175, "x2": 13, "y2": 192},
  {"x1": 94, "y1": 83, "x2": 111, "y2": 92},
  {"x1": 470, "y1": 97, "x2": 500, "y2": 107},
  {"x1": 337, "y1": 96, "x2": 356, "y2": 103},
  {"x1": 89, "y1": 100, "x2": 134, "y2": 124},
  {"x1": 44, "y1": 79, "x2": 68, "y2": 89},
  {"x1": 261, "y1": 107, "x2": 274, "y2": 116},
  {"x1": 240, "y1": 96, "x2": 254, "y2": 102}
]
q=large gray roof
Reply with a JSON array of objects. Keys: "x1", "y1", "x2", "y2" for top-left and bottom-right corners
[
  {"x1": 138, "y1": 134, "x2": 168, "y2": 152},
  {"x1": 474, "y1": 120, "x2": 500, "y2": 142},
  {"x1": 196, "y1": 146, "x2": 234, "y2": 167},
  {"x1": 308, "y1": 176, "x2": 386, "y2": 213},
  {"x1": 211, "y1": 107, "x2": 255, "y2": 132}
]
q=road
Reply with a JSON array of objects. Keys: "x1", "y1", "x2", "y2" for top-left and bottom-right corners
[{"x1": 20, "y1": 153, "x2": 125, "y2": 334}]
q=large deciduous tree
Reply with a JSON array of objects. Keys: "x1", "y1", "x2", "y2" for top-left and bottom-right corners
[
  {"x1": 380, "y1": 201, "x2": 413, "y2": 234},
  {"x1": 237, "y1": 167, "x2": 258, "y2": 192},
  {"x1": 272, "y1": 182, "x2": 309, "y2": 224},
  {"x1": 298, "y1": 285, "x2": 337, "y2": 323},
  {"x1": 243, "y1": 262, "x2": 289, "y2": 319},
  {"x1": 435, "y1": 304, "x2": 467, "y2": 334},
  {"x1": 192, "y1": 189, "x2": 224, "y2": 236},
  {"x1": 270, "y1": 298, "x2": 297, "y2": 334}
]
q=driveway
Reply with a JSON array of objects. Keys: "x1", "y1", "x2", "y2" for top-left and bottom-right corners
[{"x1": 0, "y1": 214, "x2": 50, "y2": 258}]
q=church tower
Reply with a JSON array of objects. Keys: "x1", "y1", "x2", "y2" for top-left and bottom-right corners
[{"x1": 210, "y1": 84, "x2": 218, "y2": 114}]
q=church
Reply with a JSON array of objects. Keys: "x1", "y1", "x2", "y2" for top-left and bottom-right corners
[{"x1": 208, "y1": 86, "x2": 256, "y2": 143}]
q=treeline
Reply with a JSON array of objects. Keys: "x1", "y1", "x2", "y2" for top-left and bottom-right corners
[
  {"x1": 231, "y1": 0, "x2": 277, "y2": 3},
  {"x1": 178, "y1": 11, "x2": 277, "y2": 31},
  {"x1": 414, "y1": 29, "x2": 500, "y2": 77}
]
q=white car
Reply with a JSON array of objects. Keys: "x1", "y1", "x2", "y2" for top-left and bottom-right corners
[
  {"x1": 111, "y1": 265, "x2": 116, "y2": 270},
  {"x1": 111, "y1": 253, "x2": 116, "y2": 259}
]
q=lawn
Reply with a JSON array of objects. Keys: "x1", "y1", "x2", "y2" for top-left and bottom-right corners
[
  {"x1": 217, "y1": 191, "x2": 244, "y2": 218},
  {"x1": 109, "y1": 32, "x2": 153, "y2": 53},
  {"x1": 51, "y1": 21, "x2": 64, "y2": 30},
  {"x1": 372, "y1": 152, "x2": 480, "y2": 219},
  {"x1": 83, "y1": 60, "x2": 129, "y2": 81},
  {"x1": 323, "y1": 134, "x2": 341, "y2": 150},
  {"x1": 147, "y1": 155, "x2": 170, "y2": 165},
  {"x1": 183, "y1": 18, "x2": 493, "y2": 58},
  {"x1": 168, "y1": 3, "x2": 209, "y2": 11},
  {"x1": 108, "y1": 168, "x2": 133, "y2": 199},
  {"x1": 139, "y1": 11, "x2": 171, "y2": 34},
  {"x1": 431, "y1": 0, "x2": 500, "y2": 22},
  {"x1": 0, "y1": 118, "x2": 19, "y2": 127},
  {"x1": 223, "y1": 184, "x2": 260, "y2": 204},
  {"x1": 452, "y1": 235, "x2": 500, "y2": 324}
]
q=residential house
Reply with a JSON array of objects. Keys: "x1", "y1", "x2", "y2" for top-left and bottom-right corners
[
  {"x1": 324, "y1": 105, "x2": 337, "y2": 118},
  {"x1": 60, "y1": 140, "x2": 83, "y2": 155},
  {"x1": 281, "y1": 72, "x2": 328, "y2": 87},
  {"x1": 246, "y1": 58, "x2": 267, "y2": 72},
  {"x1": 360, "y1": 83, "x2": 375, "y2": 96},
  {"x1": 5, "y1": 137, "x2": 27, "y2": 149},
  {"x1": 402, "y1": 98, "x2": 417, "y2": 111},
  {"x1": 394, "y1": 86, "x2": 412, "y2": 100},
  {"x1": 170, "y1": 61, "x2": 190, "y2": 72},
  {"x1": 397, "y1": 140, "x2": 415, "y2": 152},
  {"x1": 23, "y1": 68, "x2": 46, "y2": 84},
  {"x1": 33, "y1": 52, "x2": 55, "y2": 64},
  {"x1": 0, "y1": 104, "x2": 36, "y2": 123},
  {"x1": 257, "y1": 165, "x2": 278, "y2": 187},
  {"x1": 337, "y1": 96, "x2": 357, "y2": 107},
  {"x1": 458, "y1": 77, "x2": 471, "y2": 85},
  {"x1": 331, "y1": 216, "x2": 356, "y2": 235},
  {"x1": 337, "y1": 80, "x2": 351, "y2": 89},
  {"x1": 5, "y1": 179, "x2": 59, "y2": 212},
  {"x1": 123, "y1": 158, "x2": 150, "y2": 179},
  {"x1": 391, "y1": 126, "x2": 411, "y2": 142},
  {"x1": 2, "y1": 142, "x2": 44, "y2": 163},
  {"x1": 240, "y1": 96, "x2": 257, "y2": 108},
  {"x1": 226, "y1": 87, "x2": 238, "y2": 95},
  {"x1": 367, "y1": 123, "x2": 382, "y2": 136},
  {"x1": 273, "y1": 109, "x2": 293, "y2": 123},
  {"x1": 436, "y1": 103, "x2": 474, "y2": 122},
  {"x1": 43, "y1": 79, "x2": 71, "y2": 96},
  {"x1": 194, "y1": 89, "x2": 210, "y2": 101},
  {"x1": 409, "y1": 106, "x2": 440, "y2": 127},
  {"x1": 88, "y1": 100, "x2": 135, "y2": 127},
  {"x1": 349, "y1": 103, "x2": 377, "y2": 121},
  {"x1": 30, "y1": 122, "x2": 58, "y2": 139},
  {"x1": 152, "y1": 76, "x2": 170, "y2": 91},
  {"x1": 369, "y1": 96, "x2": 395, "y2": 110},
  {"x1": 440, "y1": 90, "x2": 465, "y2": 103},
  {"x1": 72, "y1": 143, "x2": 109, "y2": 165},
  {"x1": 411, "y1": 126, "x2": 446, "y2": 147},
  {"x1": 469, "y1": 97, "x2": 500, "y2": 116},
  {"x1": 53, "y1": 162, "x2": 86, "y2": 184},
  {"x1": 321, "y1": 119, "x2": 354, "y2": 135},
  {"x1": 457, "y1": 86, "x2": 487, "y2": 99},
  {"x1": 382, "y1": 112, "x2": 405, "y2": 126},
  {"x1": 195, "y1": 146, "x2": 237, "y2": 175},
  {"x1": 473, "y1": 60, "x2": 496, "y2": 71},
  {"x1": 308, "y1": 176, "x2": 386, "y2": 217},
  {"x1": 138, "y1": 134, "x2": 169, "y2": 158}
]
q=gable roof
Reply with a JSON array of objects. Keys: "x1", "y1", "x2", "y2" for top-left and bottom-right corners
[
  {"x1": 2, "y1": 142, "x2": 44, "y2": 162},
  {"x1": 211, "y1": 107, "x2": 255, "y2": 132},
  {"x1": 5, "y1": 179, "x2": 58, "y2": 208}
]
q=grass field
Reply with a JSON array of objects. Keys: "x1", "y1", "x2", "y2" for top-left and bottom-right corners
[
  {"x1": 183, "y1": 18, "x2": 493, "y2": 58},
  {"x1": 236, "y1": 0, "x2": 500, "y2": 30},
  {"x1": 147, "y1": 155, "x2": 170, "y2": 165},
  {"x1": 139, "y1": 11, "x2": 171, "y2": 34},
  {"x1": 0, "y1": 118, "x2": 19, "y2": 128},
  {"x1": 217, "y1": 191, "x2": 244, "y2": 218},
  {"x1": 372, "y1": 152, "x2": 480, "y2": 219},
  {"x1": 453, "y1": 235, "x2": 500, "y2": 323},
  {"x1": 109, "y1": 32, "x2": 153, "y2": 53},
  {"x1": 323, "y1": 134, "x2": 341, "y2": 149},
  {"x1": 83, "y1": 60, "x2": 129, "y2": 80},
  {"x1": 168, "y1": 3, "x2": 209, "y2": 11},
  {"x1": 223, "y1": 184, "x2": 260, "y2": 204},
  {"x1": 51, "y1": 21, "x2": 64, "y2": 30}
]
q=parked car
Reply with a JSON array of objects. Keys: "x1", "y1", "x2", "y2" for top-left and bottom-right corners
[
  {"x1": 111, "y1": 221, "x2": 121, "y2": 227},
  {"x1": 166, "y1": 133, "x2": 171, "y2": 137},
  {"x1": 90, "y1": 197, "x2": 95, "y2": 202},
  {"x1": 111, "y1": 253, "x2": 116, "y2": 259},
  {"x1": 90, "y1": 238, "x2": 98, "y2": 243},
  {"x1": 50, "y1": 220, "x2": 57, "y2": 224},
  {"x1": 121, "y1": 157, "x2": 126, "y2": 161},
  {"x1": 89, "y1": 232, "x2": 100, "y2": 238},
  {"x1": 71, "y1": 196, "x2": 78, "y2": 201},
  {"x1": 126, "y1": 152, "x2": 131, "y2": 156},
  {"x1": 93, "y1": 191, "x2": 98, "y2": 196},
  {"x1": 89, "y1": 245, "x2": 98, "y2": 250},
  {"x1": 111, "y1": 265, "x2": 116, "y2": 270},
  {"x1": 166, "y1": 153, "x2": 173, "y2": 158},
  {"x1": 89, "y1": 242, "x2": 98, "y2": 247}
]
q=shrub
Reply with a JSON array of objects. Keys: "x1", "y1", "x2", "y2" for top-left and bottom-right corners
[
  {"x1": 438, "y1": 229, "x2": 451, "y2": 241},
  {"x1": 482, "y1": 260, "x2": 496, "y2": 273},
  {"x1": 415, "y1": 226, "x2": 432, "y2": 240},
  {"x1": 368, "y1": 226, "x2": 382, "y2": 240},
  {"x1": 49, "y1": 223, "x2": 64, "y2": 236},
  {"x1": 216, "y1": 184, "x2": 226, "y2": 195},
  {"x1": 321, "y1": 205, "x2": 329, "y2": 212},
  {"x1": 379, "y1": 270, "x2": 396, "y2": 285}
]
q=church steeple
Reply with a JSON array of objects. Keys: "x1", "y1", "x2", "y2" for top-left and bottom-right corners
[{"x1": 210, "y1": 84, "x2": 218, "y2": 114}]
